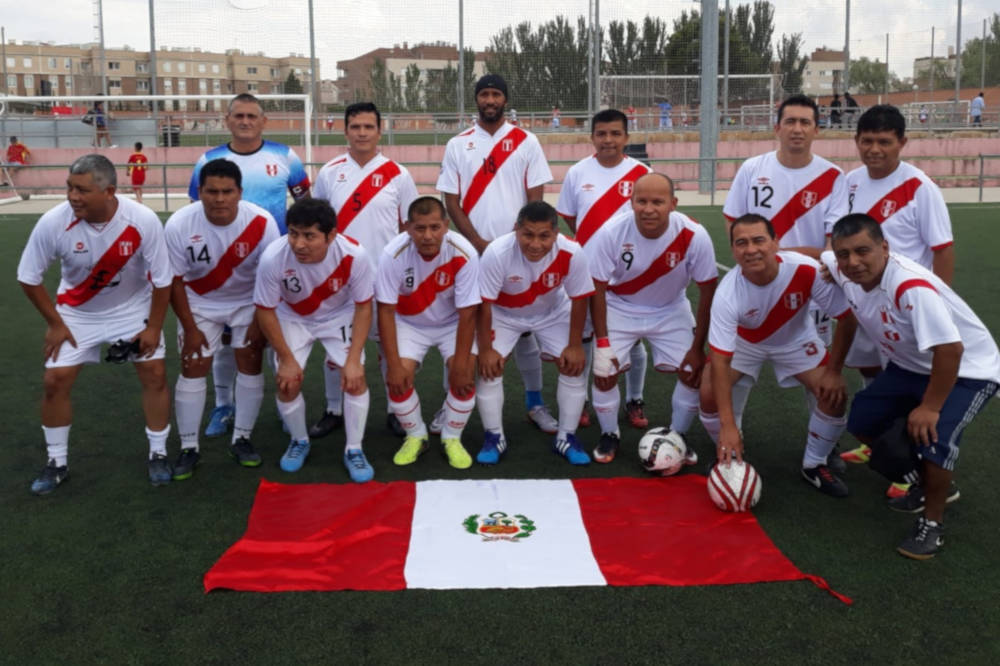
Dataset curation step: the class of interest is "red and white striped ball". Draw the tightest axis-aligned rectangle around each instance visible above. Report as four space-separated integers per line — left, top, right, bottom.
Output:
707 461 762 512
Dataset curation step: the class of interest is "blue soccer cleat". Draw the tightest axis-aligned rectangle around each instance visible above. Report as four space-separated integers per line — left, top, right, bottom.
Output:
344 449 374 483
554 433 590 465
204 405 235 438
476 431 508 465
280 439 311 473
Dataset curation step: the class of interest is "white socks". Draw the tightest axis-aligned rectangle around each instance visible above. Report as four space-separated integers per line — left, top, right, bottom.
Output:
556 373 587 440
42 425 70 466
592 382 620 436
175 375 207 450
390 388 427 438
803 408 847 469
514 334 543 393
323 359 343 415
343 390 370 451
669 381 701 435
233 372 264 442
212 345 236 407
276 394 309 442
625 343 647 402
146 425 170 458
441 389 475 440
476 375 505 436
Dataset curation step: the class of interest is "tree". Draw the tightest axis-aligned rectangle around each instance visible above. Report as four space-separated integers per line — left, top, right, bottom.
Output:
914 59 954 92
604 16 669 75
403 63 423 111
777 33 807 94
960 13 1000 88
849 57 900 94
283 71 303 111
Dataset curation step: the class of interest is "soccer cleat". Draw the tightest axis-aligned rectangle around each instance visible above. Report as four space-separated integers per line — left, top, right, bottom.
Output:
840 444 872 464
442 437 473 469
229 437 262 467
527 405 559 434
172 448 201 480
897 516 945 560
476 431 508 465
148 453 173 487
204 405 235 438
886 482 911 499
344 449 374 483
624 399 649 428
554 433 591 465
30 459 68 496
386 413 406 438
578 403 592 428
826 448 848 475
593 432 620 464
280 439 311 473
888 482 960 514
308 411 343 439
428 408 446 436
393 435 429 466
683 441 699 467
801 465 849 497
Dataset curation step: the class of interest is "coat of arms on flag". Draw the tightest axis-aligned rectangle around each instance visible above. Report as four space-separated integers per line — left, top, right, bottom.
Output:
784 292 803 310
800 190 818 208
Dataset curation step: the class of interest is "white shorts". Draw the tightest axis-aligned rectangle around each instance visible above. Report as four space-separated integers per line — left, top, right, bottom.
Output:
277 309 365 370
47 309 166 368
607 306 694 373
177 304 255 357
731 335 828 388
809 305 833 347
845 326 883 369
492 305 571 360
396 318 477 365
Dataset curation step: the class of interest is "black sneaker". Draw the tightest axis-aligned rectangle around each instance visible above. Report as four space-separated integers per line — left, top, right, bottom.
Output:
801 464 849 497
826 445 848 475
148 453 173 487
888 482 960 514
386 413 406 438
593 432 620 464
897 516 945 560
308 411 343 438
229 437 262 467
30 459 69 495
172 448 201 480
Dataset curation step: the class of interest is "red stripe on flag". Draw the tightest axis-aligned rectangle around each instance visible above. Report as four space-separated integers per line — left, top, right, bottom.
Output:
185 215 268 295
894 278 937 309
204 479 414 592
737 263 816 343
335 161 403 233
396 256 468 316
461 127 528 215
286 255 354 316
865 177 922 223
575 164 649 246
608 227 694 296
57 226 142 307
770 168 840 240
494 249 572 309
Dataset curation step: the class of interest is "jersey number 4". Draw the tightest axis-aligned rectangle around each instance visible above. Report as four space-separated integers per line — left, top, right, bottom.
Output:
751 185 774 208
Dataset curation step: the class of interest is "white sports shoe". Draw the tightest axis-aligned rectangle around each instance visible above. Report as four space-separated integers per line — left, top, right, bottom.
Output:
428 407 446 435
527 405 558 434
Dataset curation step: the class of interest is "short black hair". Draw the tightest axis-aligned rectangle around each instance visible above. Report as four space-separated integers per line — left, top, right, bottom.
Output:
134 141 143 151
345 102 381 128
199 158 242 189
407 196 447 222
9 136 17 143
287 198 337 235
777 94 819 125
729 213 775 244
856 104 906 139
832 213 884 243
591 109 628 134
516 201 558 229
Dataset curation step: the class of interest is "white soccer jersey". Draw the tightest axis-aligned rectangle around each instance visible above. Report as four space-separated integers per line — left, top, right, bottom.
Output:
846 161 953 270
165 200 280 313
313 152 419 265
480 232 594 321
723 151 848 249
17 196 172 318
709 252 850 357
556 155 651 246
436 122 553 241
376 230 481 329
585 211 718 316
254 233 374 324
822 251 1000 383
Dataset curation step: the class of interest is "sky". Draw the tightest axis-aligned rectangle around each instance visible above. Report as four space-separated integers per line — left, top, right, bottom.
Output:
0 0 994 81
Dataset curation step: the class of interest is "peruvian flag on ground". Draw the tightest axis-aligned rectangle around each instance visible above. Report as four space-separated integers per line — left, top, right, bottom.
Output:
204 476 850 604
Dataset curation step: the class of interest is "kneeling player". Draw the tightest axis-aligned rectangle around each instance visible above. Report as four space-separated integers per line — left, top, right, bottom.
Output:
17 154 173 493
254 198 375 482
476 201 593 464
700 214 855 496
164 158 280 479
376 197 480 468
827 214 999 558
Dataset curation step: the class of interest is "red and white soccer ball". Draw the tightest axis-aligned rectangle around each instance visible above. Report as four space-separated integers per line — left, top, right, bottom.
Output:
638 427 687 477
708 461 762 512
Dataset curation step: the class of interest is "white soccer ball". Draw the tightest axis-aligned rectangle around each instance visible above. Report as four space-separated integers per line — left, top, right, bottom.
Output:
638 427 687 476
707 461 762 512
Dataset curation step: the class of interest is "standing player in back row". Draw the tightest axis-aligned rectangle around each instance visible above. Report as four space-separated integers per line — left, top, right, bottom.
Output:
557 108 652 430
188 93 311 440
437 74 559 435
310 102 419 441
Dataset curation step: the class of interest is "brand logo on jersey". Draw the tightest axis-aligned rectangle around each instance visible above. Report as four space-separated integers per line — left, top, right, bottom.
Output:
665 251 681 268
189 234 203 243
328 277 344 292
879 200 898 218
371 174 384 187
235 242 250 258
266 164 279 177
744 308 760 318
502 138 514 152
800 191 818 208
466 141 476 151
581 183 595 192
756 177 770 185
507 275 523 284
622 243 635 251
284 269 297 277
73 241 87 254
783 292 803 310
848 184 858 193
118 241 135 257
434 269 453 287
618 181 634 197
541 272 562 288
337 172 347 182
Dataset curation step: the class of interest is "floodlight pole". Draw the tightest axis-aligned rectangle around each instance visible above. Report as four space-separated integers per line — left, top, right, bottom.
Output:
699 0 719 195
723 0 730 125
309 0 318 148
843 0 850 93
982 18 987 90
148 0 159 129
954 0 962 124
458 0 464 122
97 0 107 97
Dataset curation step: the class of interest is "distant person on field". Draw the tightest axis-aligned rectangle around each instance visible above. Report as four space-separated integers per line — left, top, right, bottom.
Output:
970 92 984 126
658 99 673 129
92 101 114 148
626 104 638 130
127 142 148 203
843 92 859 128
551 106 561 129
918 105 929 124
829 94 842 128
3 136 30 185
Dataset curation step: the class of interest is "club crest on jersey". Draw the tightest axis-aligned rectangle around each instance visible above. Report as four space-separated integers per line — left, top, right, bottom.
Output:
541 271 562 288
783 292 804 310
879 199 898 218
234 242 250 258
618 181 634 197
328 277 344 292
118 241 135 257
800 190 818 208
665 251 681 268
502 138 514 152
434 269 453 287
744 308 760 318
265 164 279 177
371 173 384 187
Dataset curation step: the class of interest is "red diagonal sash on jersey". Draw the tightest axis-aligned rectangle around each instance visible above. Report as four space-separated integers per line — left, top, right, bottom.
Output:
56 226 142 307
336 161 402 233
770 168 840 240
461 127 528 215
575 164 650 246
185 215 268 296
737 263 816 343
494 249 572 309
865 177 922 223
286 255 354 316
396 256 468 316
609 227 694 296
